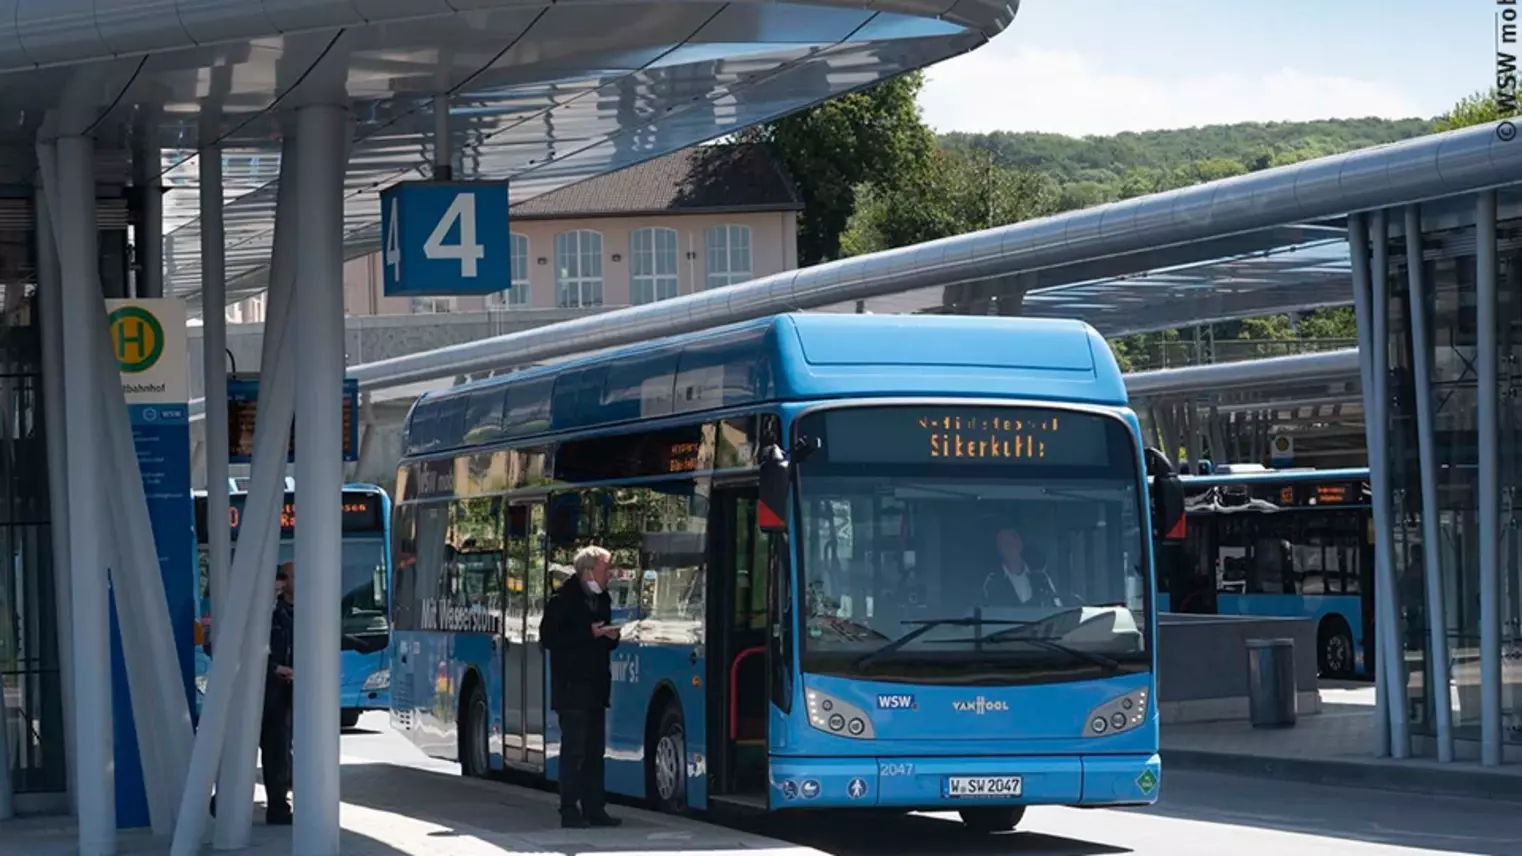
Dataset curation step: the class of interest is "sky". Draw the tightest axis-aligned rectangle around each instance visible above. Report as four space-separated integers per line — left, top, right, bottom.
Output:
918 0 1491 136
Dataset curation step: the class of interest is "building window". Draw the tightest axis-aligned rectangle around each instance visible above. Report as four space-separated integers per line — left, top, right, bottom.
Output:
225 293 264 324
705 224 752 289
630 227 679 304
410 296 456 314
555 230 604 308
488 233 531 309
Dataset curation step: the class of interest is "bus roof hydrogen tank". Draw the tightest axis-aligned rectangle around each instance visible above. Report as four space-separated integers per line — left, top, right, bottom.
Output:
389 314 1181 832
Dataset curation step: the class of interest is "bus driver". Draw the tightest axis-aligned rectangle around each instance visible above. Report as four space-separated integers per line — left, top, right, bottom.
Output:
981 528 1063 609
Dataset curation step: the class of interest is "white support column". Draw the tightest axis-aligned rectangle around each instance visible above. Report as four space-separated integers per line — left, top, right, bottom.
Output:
172 140 300 851
91 281 197 831
1349 211 1391 758
200 140 235 816
43 131 116 855
35 188 76 816
172 273 296 854
1370 208 1410 758
1476 189 1503 767
292 103 349 856
1405 204 1455 762
214 136 300 850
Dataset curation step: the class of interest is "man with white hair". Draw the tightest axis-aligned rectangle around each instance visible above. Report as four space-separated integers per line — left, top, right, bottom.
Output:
540 544 622 828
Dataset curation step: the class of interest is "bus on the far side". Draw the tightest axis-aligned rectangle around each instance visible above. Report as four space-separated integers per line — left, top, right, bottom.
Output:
1158 466 1373 678
192 483 394 726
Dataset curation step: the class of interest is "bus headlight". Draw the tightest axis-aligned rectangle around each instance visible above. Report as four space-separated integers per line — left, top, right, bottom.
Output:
364 669 390 691
1083 687 1148 738
804 688 875 739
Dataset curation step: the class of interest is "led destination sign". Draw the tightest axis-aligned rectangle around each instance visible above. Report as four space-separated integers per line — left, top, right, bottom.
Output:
194 492 384 541
807 407 1114 468
920 413 1059 461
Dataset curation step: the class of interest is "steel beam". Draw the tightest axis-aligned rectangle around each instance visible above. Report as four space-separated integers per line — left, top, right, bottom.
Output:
1349 211 1391 758
1476 189 1503 766
1405 204 1455 762
1370 209 1409 757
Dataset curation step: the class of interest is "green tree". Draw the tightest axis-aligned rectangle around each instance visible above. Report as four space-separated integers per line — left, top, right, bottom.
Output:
745 73 936 265
839 148 1060 256
1435 88 1522 131
1296 307 1358 339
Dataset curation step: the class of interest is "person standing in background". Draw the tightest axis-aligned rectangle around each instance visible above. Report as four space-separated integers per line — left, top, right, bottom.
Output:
540 545 622 829
261 561 296 825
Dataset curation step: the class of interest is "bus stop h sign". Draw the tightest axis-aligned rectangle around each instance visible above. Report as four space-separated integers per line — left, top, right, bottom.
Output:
380 180 512 297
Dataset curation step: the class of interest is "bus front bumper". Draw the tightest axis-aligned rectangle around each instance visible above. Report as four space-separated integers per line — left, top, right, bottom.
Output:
768 753 1161 809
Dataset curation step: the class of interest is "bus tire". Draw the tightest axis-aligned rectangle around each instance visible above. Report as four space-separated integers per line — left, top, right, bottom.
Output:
341 708 361 730
645 701 687 814
1318 618 1354 679
959 806 1025 832
460 679 490 778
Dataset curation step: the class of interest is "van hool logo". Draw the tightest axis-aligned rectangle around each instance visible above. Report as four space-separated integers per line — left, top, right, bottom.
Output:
952 695 1009 715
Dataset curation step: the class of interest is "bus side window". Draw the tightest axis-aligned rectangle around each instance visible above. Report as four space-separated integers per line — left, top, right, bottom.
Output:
392 504 417 630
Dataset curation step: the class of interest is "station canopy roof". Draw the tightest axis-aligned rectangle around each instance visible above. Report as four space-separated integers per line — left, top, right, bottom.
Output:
49 0 1014 309
821 223 1357 336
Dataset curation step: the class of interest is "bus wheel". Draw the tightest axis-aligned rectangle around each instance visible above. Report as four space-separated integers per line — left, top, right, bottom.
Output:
1319 621 1354 678
341 709 361 730
646 703 687 814
460 682 490 778
959 806 1025 833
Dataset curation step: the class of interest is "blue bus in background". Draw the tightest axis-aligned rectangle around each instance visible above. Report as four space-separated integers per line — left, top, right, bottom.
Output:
193 483 394 727
389 314 1184 831
1159 466 1373 678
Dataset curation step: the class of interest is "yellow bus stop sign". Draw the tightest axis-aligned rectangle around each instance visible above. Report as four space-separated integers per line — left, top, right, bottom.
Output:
108 306 166 373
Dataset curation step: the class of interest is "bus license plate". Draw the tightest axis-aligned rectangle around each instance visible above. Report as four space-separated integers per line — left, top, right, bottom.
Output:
945 776 1023 797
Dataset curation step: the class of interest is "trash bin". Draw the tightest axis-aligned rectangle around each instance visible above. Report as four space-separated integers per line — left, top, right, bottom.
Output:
1245 637 1297 728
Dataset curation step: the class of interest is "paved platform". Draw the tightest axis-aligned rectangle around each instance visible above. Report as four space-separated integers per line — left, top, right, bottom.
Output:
0 761 823 855
1162 683 1522 802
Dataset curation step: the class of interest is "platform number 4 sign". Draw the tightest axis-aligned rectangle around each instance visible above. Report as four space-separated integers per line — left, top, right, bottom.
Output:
380 181 511 297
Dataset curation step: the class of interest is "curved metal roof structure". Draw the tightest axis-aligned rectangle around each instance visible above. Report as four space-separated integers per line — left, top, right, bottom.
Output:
327 119 1518 391
5 1 1015 306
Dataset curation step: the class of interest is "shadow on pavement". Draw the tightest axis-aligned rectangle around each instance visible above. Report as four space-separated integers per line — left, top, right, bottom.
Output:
1135 770 1522 856
0 812 417 856
338 762 809 853
733 810 1131 856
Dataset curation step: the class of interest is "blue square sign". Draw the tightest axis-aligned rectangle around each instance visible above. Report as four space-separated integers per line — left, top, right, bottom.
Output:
380 180 512 297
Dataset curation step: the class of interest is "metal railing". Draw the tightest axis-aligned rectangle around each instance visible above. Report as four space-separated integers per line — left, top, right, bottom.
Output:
1119 338 1358 372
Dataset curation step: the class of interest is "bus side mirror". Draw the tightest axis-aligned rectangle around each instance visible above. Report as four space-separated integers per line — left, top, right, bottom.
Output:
1145 447 1186 541
758 444 790 533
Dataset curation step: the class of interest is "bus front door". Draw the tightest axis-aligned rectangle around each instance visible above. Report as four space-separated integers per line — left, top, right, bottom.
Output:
706 485 769 802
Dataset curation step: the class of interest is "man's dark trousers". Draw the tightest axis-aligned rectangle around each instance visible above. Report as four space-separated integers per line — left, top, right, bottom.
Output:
260 705 292 818
557 709 607 818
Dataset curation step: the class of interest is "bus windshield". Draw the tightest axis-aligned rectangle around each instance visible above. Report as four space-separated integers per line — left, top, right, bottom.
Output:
269 538 390 639
793 404 1151 685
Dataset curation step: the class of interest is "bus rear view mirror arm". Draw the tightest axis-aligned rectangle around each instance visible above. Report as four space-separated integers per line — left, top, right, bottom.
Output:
758 437 817 534
1144 447 1185 542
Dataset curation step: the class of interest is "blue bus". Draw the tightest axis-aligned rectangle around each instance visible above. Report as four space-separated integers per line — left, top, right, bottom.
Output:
1158 467 1373 678
389 314 1182 831
192 483 394 727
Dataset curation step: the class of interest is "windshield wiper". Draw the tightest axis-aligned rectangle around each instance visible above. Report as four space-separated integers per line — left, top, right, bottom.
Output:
851 612 1027 670
994 635 1121 670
